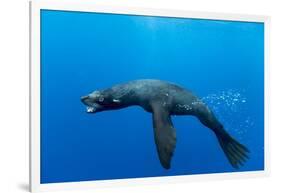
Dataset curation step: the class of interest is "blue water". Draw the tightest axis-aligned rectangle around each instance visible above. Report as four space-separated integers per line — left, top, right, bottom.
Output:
40 10 264 184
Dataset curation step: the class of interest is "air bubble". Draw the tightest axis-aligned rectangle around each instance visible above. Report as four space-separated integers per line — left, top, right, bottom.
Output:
201 89 250 140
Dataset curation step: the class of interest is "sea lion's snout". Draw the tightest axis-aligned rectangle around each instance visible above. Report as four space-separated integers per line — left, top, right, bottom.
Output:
81 95 89 101
81 91 104 113
80 95 91 106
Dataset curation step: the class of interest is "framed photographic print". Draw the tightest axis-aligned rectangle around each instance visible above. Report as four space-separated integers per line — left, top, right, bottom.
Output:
29 0 270 192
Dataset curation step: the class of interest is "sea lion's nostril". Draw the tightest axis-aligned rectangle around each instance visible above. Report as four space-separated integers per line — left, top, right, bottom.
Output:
81 95 89 101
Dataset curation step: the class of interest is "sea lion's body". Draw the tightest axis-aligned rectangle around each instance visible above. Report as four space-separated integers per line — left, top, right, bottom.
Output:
111 79 197 114
81 79 249 169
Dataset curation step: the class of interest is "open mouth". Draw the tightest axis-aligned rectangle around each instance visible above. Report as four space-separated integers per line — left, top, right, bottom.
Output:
85 103 102 113
81 95 103 113
86 106 95 113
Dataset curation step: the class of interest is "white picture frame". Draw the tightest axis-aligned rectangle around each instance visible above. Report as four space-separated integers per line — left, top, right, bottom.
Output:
29 0 270 192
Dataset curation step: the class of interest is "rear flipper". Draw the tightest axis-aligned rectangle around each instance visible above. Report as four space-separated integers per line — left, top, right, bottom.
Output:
192 101 249 168
215 131 250 169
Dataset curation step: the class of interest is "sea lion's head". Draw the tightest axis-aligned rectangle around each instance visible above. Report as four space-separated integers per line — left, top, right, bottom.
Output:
81 90 121 113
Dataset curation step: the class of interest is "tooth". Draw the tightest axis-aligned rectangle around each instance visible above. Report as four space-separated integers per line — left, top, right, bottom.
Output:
87 107 94 112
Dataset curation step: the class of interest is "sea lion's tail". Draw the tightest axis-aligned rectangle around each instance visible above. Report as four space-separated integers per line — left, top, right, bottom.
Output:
215 131 250 169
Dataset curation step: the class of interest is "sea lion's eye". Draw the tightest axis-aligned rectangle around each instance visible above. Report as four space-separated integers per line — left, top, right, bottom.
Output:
98 97 104 102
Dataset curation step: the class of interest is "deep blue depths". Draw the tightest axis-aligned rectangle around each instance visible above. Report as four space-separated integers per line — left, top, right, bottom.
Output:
40 10 264 183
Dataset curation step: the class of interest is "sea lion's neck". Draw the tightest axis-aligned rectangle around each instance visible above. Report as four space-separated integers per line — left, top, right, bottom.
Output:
107 83 139 107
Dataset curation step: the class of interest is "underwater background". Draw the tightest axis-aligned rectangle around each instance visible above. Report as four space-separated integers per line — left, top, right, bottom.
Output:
40 10 264 183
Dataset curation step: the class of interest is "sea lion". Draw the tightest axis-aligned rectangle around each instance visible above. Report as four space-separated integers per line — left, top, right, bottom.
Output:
81 79 249 169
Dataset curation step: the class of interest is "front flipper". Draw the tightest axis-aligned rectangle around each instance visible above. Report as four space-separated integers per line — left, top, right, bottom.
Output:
151 102 177 169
